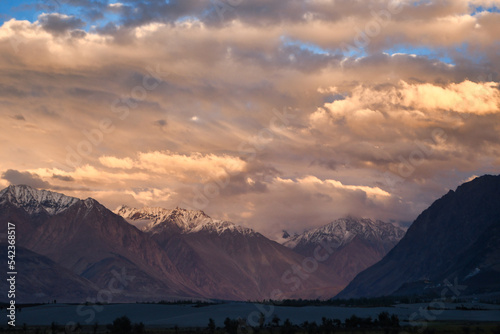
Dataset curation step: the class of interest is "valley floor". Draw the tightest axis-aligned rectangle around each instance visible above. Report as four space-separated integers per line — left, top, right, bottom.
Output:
2 322 500 334
1 302 499 329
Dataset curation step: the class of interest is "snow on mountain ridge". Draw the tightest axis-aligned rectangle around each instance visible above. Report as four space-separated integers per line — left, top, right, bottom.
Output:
115 205 256 236
0 184 80 215
115 205 211 230
283 217 405 249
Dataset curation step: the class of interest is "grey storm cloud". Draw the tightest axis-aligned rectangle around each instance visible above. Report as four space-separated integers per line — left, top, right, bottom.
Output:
91 0 386 28
0 170 86 192
27 0 374 30
38 13 85 35
154 119 168 127
52 174 75 182
310 159 339 171
1 169 51 189
11 114 25 121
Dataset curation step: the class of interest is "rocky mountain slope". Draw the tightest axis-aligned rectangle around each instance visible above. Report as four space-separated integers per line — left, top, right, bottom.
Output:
0 185 201 302
283 217 405 282
0 185 344 302
0 244 98 303
337 175 500 299
117 206 345 300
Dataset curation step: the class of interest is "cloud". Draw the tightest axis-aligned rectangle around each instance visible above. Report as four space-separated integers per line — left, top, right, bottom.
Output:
38 13 85 35
136 151 247 182
154 119 167 127
52 174 75 182
11 114 25 121
0 169 92 192
310 158 339 171
302 79 500 196
108 3 124 10
0 2 499 239
99 156 134 169
398 81 500 114
203 173 403 239
75 151 248 183
1 169 51 189
275 176 391 200
312 80 500 127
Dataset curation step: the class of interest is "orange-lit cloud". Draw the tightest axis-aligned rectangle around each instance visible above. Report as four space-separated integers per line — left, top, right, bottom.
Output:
136 151 247 182
1 0 500 238
312 80 500 127
99 156 134 169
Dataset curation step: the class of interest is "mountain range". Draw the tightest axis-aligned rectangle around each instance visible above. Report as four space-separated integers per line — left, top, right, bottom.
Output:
0 186 351 302
0 185 199 302
4 174 496 303
0 185 404 302
283 217 405 283
115 205 343 300
117 207 405 290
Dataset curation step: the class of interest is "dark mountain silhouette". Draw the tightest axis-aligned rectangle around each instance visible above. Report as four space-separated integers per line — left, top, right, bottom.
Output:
337 175 500 299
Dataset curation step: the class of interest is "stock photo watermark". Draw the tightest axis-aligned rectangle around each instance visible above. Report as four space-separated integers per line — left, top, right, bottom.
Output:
65 267 135 332
403 278 467 333
247 239 338 327
381 72 497 190
6 222 17 327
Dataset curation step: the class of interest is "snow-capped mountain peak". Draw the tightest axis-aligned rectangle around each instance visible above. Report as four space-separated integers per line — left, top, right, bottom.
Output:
115 205 256 236
283 216 405 249
0 184 80 215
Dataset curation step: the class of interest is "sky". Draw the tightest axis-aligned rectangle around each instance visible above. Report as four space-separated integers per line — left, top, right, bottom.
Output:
0 0 499 240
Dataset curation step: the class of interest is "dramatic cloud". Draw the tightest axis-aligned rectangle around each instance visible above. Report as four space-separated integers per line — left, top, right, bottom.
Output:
0 0 499 238
312 81 500 124
52 174 75 182
11 114 25 121
398 81 500 114
99 156 134 169
38 13 85 35
136 151 247 181
275 176 391 199
1 169 51 189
